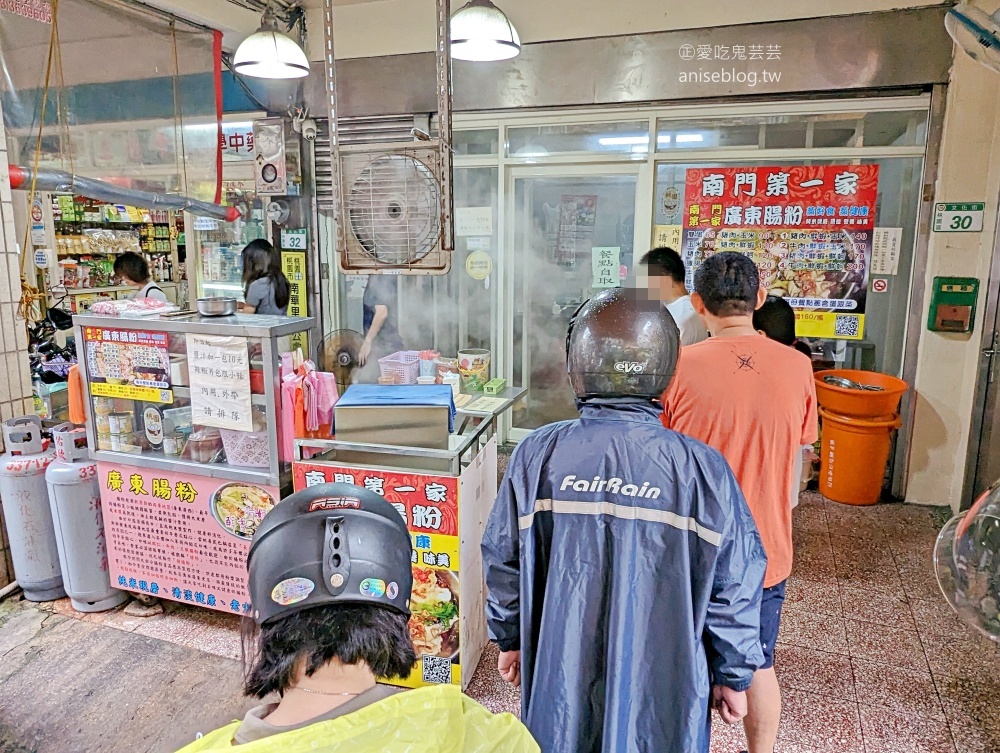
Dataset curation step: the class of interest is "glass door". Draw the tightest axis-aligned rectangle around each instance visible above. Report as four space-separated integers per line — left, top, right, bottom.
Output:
505 165 643 439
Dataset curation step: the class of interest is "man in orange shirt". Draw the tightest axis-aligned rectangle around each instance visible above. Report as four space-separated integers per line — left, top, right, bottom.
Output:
660 252 817 753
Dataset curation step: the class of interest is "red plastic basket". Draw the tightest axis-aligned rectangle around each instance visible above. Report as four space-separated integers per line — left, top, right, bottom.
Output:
378 351 421 385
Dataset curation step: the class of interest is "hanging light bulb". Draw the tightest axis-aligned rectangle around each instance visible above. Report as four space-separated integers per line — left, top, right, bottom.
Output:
233 4 310 80
450 0 521 62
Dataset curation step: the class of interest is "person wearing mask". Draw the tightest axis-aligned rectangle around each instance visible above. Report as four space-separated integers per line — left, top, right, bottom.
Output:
482 287 767 753
639 246 709 346
240 239 290 315
176 482 538 752
753 295 819 510
358 275 405 380
114 252 168 303
660 254 818 753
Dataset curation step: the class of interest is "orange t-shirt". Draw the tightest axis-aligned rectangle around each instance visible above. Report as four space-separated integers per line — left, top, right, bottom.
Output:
661 335 818 587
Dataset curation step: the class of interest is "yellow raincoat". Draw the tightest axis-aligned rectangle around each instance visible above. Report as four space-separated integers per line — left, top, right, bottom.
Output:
175 685 539 753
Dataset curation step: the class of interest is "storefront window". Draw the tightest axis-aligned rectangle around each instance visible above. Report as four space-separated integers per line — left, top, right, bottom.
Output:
454 129 500 156
510 171 638 429
652 155 923 377
507 121 650 157
655 109 927 152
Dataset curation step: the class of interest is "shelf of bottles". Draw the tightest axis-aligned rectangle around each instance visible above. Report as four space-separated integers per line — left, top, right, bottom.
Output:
51 194 177 290
192 202 266 301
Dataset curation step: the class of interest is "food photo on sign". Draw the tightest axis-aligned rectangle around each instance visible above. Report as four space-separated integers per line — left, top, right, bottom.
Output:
294 462 463 688
681 165 879 340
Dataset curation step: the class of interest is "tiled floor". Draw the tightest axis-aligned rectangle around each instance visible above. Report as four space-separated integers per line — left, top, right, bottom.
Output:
25 493 1000 753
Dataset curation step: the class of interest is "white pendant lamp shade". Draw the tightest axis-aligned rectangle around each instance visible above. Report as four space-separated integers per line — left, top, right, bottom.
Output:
451 0 521 62
233 10 310 79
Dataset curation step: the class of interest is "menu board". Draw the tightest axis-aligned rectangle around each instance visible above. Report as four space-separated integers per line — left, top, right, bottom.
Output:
186 334 253 432
83 327 172 404
681 165 879 340
293 462 462 688
100 461 279 615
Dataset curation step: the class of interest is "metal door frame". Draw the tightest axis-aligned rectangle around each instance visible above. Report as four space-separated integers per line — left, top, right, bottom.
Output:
503 162 650 443
962 186 1000 510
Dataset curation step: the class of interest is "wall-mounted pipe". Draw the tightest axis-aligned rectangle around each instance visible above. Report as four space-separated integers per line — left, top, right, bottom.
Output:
7 166 239 222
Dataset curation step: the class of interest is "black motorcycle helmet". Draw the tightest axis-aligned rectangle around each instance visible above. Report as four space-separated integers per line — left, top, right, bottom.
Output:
566 287 680 400
247 482 413 625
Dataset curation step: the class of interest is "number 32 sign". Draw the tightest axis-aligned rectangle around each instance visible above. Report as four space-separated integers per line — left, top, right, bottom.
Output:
934 203 984 233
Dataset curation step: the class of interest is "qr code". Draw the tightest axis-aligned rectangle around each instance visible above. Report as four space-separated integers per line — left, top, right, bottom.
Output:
834 315 860 338
421 655 453 685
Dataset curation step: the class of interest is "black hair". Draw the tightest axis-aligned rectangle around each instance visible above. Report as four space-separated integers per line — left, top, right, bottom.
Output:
640 246 686 284
693 252 760 318
241 604 416 698
793 341 813 360
753 295 797 346
114 252 149 284
241 239 291 310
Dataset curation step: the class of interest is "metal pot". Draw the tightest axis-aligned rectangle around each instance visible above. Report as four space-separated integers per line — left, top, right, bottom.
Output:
196 297 238 317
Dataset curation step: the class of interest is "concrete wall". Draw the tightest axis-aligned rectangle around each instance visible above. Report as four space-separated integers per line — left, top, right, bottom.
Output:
321 0 948 59
0 96 36 587
907 10 1000 508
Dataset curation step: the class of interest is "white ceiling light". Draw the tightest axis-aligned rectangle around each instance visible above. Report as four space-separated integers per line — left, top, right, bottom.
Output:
451 0 521 62
233 4 310 80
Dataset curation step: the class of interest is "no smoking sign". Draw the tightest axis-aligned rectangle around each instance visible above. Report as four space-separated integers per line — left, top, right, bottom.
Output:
872 279 889 294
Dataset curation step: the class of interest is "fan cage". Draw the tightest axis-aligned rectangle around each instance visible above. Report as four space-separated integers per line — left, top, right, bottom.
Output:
338 143 452 275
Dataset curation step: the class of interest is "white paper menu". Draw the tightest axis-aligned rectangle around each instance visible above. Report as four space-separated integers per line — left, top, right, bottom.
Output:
186 334 253 433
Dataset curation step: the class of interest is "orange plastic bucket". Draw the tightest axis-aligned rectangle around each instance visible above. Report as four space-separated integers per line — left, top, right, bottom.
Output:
819 407 902 506
815 369 908 418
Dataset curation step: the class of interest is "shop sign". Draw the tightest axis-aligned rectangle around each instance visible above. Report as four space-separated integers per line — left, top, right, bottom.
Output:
221 123 256 161
293 462 463 688
186 334 253 432
465 250 493 280
99 461 279 615
592 246 621 288
83 327 173 404
0 0 53 24
652 224 683 251
933 202 984 233
281 251 309 354
681 165 880 341
280 228 308 250
455 207 493 237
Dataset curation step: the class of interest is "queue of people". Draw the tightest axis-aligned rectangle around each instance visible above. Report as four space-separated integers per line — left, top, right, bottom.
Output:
484 248 817 753
176 248 815 753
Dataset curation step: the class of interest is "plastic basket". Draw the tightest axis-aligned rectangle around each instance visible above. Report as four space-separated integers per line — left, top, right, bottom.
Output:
378 351 421 385
220 429 271 468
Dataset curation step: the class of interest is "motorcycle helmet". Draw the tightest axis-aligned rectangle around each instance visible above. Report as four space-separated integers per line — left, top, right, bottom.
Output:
247 482 413 625
566 287 680 399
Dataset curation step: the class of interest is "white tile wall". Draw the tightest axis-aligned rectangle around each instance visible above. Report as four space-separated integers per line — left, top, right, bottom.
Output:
0 96 34 588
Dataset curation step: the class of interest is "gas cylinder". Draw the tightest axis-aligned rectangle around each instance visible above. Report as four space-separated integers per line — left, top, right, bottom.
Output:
0 416 63 601
46 424 128 612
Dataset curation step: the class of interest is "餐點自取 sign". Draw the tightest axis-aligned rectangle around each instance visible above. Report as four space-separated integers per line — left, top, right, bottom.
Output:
83 327 172 404
99 461 279 615
186 334 253 432
681 165 879 340
293 462 462 688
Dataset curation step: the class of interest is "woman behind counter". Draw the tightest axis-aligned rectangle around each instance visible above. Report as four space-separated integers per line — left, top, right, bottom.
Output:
240 240 290 315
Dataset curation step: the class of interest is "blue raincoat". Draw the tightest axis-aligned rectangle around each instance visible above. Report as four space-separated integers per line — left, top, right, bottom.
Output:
482 399 767 753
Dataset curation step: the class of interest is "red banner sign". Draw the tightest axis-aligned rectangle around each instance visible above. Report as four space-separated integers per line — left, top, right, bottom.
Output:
684 165 879 230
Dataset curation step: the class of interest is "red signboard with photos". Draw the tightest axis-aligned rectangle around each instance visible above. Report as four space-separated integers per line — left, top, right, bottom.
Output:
680 165 880 340
293 462 462 688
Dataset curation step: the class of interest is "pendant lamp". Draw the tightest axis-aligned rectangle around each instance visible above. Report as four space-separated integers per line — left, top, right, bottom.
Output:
451 0 521 62
233 4 310 80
